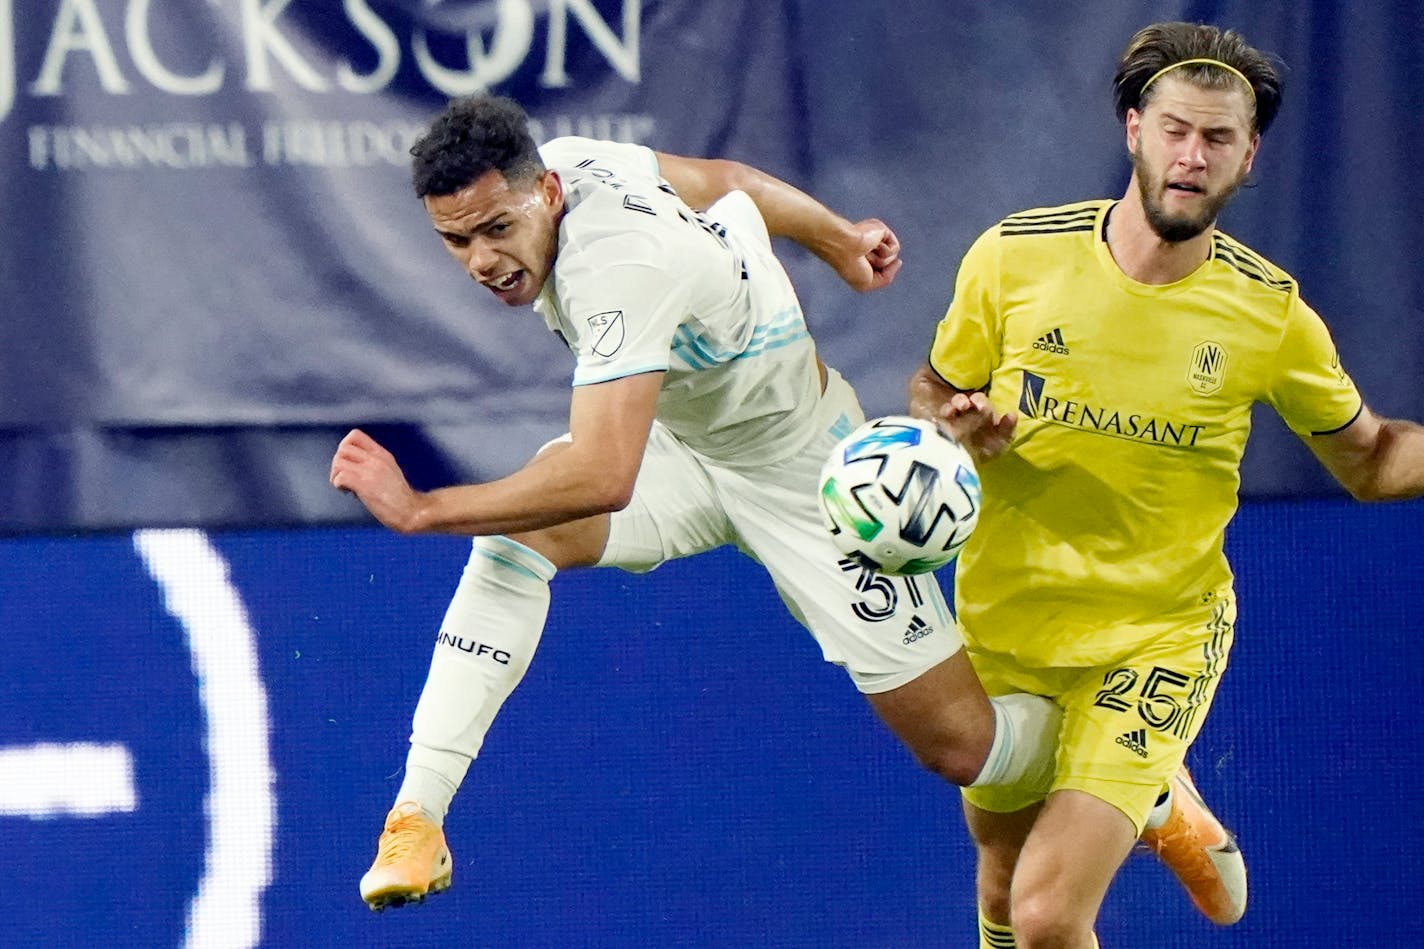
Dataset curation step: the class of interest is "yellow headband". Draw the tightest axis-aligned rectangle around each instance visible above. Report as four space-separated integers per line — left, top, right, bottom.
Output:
1140 57 1256 106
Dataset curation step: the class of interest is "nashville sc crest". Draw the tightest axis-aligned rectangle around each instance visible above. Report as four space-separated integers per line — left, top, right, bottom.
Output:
1188 340 1227 395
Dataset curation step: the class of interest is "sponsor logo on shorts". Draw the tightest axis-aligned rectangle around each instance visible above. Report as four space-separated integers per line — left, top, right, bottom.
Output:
902 614 934 645
1116 728 1149 758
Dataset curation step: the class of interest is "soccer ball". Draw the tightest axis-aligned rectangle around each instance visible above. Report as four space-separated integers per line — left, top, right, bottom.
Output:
818 415 981 575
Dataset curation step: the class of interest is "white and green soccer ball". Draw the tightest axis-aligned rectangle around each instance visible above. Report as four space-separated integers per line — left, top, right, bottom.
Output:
818 415 981 575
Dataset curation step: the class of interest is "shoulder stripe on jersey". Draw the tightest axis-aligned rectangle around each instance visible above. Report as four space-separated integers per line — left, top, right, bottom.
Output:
1002 202 1102 220
1221 237 1283 280
1003 208 1097 227
1001 222 1097 237
1213 234 1294 291
1215 249 1294 292
1213 238 1294 292
998 204 1102 237
1001 205 1099 235
1005 206 1097 217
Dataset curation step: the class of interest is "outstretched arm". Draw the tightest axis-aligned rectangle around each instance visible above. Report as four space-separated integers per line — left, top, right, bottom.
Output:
330 371 665 535
1307 405 1424 501
654 152 901 292
908 363 1017 464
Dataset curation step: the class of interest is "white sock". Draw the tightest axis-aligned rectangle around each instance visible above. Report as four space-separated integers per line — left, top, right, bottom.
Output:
969 693 1061 791
1143 785 1173 831
395 536 557 824
396 759 460 826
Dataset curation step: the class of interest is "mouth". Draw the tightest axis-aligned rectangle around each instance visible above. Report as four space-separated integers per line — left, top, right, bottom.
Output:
483 271 524 295
1166 181 1205 196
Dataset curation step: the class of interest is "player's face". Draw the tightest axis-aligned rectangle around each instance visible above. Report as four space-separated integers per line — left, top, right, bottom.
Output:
424 168 564 307
1127 77 1259 243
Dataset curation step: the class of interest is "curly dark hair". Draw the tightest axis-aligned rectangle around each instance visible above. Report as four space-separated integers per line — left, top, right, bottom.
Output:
410 94 545 198
1113 22 1284 135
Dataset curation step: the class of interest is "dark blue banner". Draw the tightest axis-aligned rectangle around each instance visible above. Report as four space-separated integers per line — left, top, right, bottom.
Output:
2 1 1421 529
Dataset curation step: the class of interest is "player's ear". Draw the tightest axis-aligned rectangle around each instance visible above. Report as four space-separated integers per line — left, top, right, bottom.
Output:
1125 108 1143 153
540 170 564 213
1242 133 1261 175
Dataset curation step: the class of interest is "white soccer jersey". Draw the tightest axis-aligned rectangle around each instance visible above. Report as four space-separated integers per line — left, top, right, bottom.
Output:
534 137 820 467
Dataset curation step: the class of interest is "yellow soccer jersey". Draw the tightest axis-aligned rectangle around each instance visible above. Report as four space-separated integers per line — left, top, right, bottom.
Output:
929 200 1361 666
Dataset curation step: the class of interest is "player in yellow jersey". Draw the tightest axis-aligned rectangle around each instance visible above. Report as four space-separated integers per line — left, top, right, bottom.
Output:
909 21 1424 948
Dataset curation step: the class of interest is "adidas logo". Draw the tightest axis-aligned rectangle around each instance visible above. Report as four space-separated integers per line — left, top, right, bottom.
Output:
1033 328 1070 355
1116 728 1149 758
902 615 934 645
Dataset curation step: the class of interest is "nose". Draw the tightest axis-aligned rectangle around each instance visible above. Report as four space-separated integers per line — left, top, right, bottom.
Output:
1178 133 1207 169
465 240 498 279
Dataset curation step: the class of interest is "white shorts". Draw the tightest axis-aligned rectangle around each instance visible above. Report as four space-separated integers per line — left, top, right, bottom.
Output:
597 368 962 693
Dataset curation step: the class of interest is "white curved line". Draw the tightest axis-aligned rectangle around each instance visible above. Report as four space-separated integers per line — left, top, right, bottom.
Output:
134 530 274 949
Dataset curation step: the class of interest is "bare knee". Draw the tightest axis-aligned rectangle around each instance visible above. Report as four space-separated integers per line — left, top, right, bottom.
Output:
1006 829 1115 945
865 655 995 787
965 803 1036 926
1010 887 1085 949
974 843 1016 923
909 742 986 787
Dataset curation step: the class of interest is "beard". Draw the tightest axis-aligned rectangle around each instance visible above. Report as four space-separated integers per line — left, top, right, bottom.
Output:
1131 144 1247 243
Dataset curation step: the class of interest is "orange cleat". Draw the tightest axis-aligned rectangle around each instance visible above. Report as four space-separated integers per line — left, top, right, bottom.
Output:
359 801 453 911
1141 767 1247 925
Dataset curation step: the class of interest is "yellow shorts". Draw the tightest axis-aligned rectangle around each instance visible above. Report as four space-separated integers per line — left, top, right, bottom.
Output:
962 591 1236 833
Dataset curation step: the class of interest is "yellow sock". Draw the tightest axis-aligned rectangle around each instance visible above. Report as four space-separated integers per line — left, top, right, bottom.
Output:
978 907 1015 948
976 906 1100 948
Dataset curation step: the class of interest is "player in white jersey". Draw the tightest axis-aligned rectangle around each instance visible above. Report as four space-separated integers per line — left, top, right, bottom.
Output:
533 136 822 467
329 94 1064 912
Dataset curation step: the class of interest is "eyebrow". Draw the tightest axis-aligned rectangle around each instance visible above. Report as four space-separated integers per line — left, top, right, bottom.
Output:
435 212 507 238
1159 110 1242 136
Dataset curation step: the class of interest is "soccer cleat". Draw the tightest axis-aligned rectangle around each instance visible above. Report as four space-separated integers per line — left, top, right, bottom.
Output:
1140 767 1247 925
359 801 453 911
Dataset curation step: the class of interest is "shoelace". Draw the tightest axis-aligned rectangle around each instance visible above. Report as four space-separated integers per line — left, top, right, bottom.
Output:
376 818 427 864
